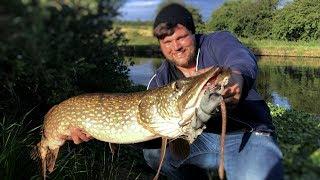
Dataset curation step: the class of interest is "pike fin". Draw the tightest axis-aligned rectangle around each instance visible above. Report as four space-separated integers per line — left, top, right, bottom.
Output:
108 143 119 161
47 148 59 172
137 94 158 134
36 138 60 179
153 137 168 180
138 96 181 137
169 138 190 160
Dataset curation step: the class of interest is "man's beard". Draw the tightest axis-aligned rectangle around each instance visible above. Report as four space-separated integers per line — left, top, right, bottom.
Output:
167 48 196 68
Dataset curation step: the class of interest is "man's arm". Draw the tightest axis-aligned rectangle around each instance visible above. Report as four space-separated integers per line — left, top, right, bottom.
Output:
208 31 257 104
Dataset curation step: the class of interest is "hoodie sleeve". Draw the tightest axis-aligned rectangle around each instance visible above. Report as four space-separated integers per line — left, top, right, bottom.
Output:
207 31 258 98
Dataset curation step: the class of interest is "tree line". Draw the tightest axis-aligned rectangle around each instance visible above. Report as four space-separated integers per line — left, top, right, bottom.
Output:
206 0 320 41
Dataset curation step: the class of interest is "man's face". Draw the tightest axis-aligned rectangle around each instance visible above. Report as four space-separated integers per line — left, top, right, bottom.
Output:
159 24 196 68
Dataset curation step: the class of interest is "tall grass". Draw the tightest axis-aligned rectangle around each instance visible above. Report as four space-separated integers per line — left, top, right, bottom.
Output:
0 108 41 179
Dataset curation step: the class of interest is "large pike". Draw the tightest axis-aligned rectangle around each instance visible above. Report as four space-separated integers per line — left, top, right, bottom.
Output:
35 67 231 179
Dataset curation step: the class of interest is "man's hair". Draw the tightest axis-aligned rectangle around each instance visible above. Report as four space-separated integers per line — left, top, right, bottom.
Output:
153 3 195 39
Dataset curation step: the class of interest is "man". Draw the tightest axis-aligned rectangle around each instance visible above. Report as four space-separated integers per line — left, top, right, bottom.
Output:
142 3 283 180
69 3 283 179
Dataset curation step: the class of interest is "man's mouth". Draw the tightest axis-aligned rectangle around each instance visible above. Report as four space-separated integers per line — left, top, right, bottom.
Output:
174 49 186 58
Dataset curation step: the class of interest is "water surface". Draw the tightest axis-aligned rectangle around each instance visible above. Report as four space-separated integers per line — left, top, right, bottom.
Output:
128 56 320 114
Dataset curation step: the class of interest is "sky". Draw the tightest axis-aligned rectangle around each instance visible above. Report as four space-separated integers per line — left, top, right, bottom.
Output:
118 0 225 22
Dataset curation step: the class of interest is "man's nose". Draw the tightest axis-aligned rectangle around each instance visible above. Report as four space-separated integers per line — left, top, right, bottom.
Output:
172 40 182 51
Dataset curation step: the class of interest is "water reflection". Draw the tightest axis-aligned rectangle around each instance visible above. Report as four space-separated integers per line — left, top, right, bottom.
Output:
257 56 320 114
128 56 320 114
128 57 162 86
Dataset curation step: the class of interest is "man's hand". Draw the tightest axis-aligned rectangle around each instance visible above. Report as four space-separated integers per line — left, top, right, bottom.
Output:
191 69 244 130
191 88 222 129
68 127 93 144
222 71 243 106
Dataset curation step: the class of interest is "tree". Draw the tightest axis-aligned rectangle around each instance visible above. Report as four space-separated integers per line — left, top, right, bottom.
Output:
207 0 279 39
272 0 320 41
0 0 131 112
186 5 206 33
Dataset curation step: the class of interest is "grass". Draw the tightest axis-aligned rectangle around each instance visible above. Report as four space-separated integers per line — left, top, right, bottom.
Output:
242 38 320 57
0 108 41 179
258 56 320 68
269 104 320 179
116 23 320 57
115 23 157 45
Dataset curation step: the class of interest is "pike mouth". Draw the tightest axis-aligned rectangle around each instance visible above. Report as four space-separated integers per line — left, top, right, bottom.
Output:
202 75 220 91
177 69 223 127
179 68 223 110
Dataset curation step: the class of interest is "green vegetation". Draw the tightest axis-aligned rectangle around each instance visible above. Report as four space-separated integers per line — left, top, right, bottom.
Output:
0 0 145 178
207 0 278 39
207 0 320 41
269 104 320 179
272 0 320 41
0 0 319 179
241 39 320 57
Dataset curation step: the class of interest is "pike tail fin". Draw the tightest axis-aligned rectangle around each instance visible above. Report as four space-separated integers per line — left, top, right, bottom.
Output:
34 138 60 179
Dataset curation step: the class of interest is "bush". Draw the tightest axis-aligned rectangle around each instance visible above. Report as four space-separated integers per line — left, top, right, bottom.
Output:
207 0 277 39
272 0 320 41
269 103 320 179
0 0 132 115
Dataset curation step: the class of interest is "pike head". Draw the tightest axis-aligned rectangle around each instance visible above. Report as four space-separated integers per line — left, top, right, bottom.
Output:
138 67 231 140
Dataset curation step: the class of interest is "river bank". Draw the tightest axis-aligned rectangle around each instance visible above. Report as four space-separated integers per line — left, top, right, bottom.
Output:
121 44 320 58
118 24 320 58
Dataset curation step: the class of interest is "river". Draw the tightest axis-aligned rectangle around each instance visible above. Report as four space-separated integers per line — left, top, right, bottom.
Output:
128 56 320 115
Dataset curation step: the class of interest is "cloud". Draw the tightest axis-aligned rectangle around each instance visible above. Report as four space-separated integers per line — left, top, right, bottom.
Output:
123 0 161 8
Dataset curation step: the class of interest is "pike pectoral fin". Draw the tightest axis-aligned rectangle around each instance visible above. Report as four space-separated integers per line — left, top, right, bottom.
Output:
169 138 190 160
137 94 158 134
153 137 168 180
108 143 119 161
138 95 181 138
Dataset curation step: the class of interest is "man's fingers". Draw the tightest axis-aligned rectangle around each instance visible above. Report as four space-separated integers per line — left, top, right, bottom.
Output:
78 130 91 142
222 87 235 99
70 127 92 144
222 85 241 99
86 134 93 139
71 131 81 144
223 97 238 109
223 97 236 104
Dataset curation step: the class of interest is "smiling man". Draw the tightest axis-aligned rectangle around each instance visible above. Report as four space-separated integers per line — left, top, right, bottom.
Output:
143 3 283 180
